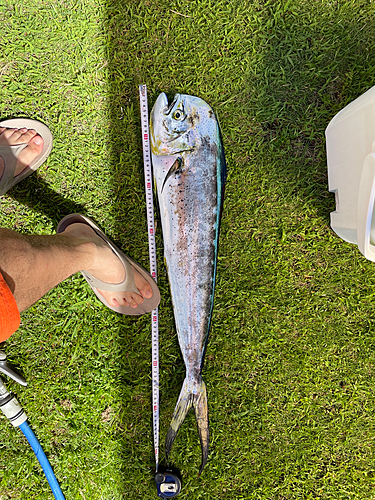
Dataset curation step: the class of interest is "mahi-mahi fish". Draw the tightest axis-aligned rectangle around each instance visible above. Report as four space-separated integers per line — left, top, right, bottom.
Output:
150 92 226 474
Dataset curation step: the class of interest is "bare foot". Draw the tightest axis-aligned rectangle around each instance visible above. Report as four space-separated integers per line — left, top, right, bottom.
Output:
62 223 153 309
0 127 44 179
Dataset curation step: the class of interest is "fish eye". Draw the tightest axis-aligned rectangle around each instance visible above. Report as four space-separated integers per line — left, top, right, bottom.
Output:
172 109 185 121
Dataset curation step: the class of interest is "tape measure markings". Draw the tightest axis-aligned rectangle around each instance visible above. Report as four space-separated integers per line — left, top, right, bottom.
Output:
139 84 159 471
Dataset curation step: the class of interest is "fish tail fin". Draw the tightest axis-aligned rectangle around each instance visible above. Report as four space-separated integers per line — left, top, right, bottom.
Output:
165 376 209 475
195 378 209 476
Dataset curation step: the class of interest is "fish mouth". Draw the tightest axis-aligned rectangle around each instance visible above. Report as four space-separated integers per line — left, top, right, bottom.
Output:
152 92 168 117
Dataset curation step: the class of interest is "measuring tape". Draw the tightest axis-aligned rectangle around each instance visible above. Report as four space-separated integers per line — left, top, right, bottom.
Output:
139 84 159 470
139 85 182 499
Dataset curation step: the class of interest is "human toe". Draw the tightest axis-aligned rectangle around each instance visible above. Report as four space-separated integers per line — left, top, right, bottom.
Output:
139 284 153 299
129 291 145 307
133 267 153 299
14 134 44 176
14 128 38 144
97 290 134 309
0 127 37 144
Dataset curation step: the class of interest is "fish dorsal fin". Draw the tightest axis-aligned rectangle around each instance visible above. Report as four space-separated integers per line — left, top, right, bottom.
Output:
162 156 184 192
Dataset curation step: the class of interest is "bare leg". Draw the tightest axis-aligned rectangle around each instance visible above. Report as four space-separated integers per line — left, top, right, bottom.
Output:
0 126 153 312
0 226 153 313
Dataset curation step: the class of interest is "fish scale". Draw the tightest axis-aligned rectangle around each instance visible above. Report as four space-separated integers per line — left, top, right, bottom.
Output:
150 92 226 474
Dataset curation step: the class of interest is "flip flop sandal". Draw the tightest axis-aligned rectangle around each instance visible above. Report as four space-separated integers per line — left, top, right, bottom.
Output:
0 118 53 195
56 213 161 316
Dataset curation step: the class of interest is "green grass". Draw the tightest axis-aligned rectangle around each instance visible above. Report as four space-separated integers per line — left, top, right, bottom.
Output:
1 0 375 498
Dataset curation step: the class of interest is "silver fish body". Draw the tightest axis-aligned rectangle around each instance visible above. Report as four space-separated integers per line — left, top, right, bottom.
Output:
150 92 226 474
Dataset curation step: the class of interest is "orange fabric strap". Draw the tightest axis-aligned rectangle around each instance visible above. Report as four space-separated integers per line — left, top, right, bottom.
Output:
0 272 20 342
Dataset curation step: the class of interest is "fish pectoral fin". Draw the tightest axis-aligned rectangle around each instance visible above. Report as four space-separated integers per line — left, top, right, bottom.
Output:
161 156 184 192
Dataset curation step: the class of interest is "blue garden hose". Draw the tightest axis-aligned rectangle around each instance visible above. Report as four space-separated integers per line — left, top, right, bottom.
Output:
0 356 65 500
19 421 65 500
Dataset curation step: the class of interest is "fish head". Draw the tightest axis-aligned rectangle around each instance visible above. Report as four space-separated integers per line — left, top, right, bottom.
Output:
150 93 218 156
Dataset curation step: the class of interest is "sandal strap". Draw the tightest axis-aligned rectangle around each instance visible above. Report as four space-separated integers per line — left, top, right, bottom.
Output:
81 245 139 294
56 213 141 295
0 143 28 193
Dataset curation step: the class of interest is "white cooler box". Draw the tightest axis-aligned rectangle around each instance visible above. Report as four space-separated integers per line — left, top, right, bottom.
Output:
326 84 375 261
